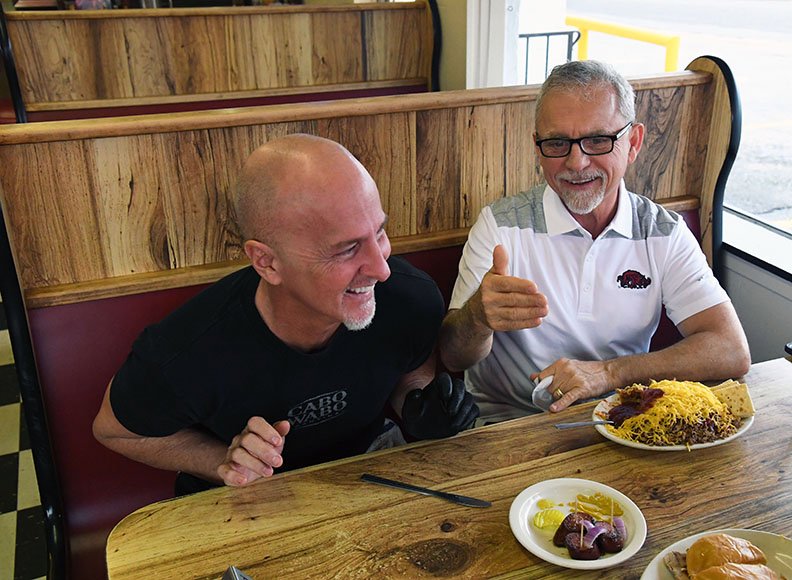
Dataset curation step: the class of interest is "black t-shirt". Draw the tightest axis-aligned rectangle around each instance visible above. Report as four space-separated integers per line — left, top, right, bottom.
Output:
110 257 444 494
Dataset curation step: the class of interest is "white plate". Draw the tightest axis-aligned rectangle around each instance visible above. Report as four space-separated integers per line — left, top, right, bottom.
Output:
509 477 647 570
640 528 792 579
592 393 754 451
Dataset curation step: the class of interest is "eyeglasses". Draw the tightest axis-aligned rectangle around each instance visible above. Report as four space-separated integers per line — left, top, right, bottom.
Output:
535 122 634 158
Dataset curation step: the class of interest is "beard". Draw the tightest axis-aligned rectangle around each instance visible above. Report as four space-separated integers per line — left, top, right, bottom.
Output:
342 295 376 331
554 170 607 215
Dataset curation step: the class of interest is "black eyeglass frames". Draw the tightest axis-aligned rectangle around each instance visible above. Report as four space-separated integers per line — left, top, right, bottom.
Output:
535 121 634 158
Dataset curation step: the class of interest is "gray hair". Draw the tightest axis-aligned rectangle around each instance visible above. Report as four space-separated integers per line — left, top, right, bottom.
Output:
535 60 636 126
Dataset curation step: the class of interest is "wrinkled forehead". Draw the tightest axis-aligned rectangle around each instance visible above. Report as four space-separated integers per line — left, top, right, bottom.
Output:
275 163 385 240
535 85 622 135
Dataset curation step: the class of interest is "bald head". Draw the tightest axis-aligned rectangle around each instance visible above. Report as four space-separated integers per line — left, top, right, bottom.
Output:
234 134 375 244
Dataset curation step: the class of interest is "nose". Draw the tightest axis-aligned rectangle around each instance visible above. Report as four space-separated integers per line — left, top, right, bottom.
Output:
564 142 591 171
363 233 391 282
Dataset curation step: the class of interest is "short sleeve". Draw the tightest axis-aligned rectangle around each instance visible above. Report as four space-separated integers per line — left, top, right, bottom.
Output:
110 328 205 437
397 260 445 373
662 216 729 325
449 207 502 310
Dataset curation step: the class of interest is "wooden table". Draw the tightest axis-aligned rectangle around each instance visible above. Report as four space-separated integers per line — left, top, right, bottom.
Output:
106 357 792 579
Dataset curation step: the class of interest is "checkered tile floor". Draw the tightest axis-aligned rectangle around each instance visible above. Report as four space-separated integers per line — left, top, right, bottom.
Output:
0 299 47 580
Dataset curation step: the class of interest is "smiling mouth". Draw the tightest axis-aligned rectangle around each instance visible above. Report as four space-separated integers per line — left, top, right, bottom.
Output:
345 285 375 296
565 176 599 186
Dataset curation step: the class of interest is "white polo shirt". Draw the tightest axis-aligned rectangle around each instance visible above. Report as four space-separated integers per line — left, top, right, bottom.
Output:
449 183 729 423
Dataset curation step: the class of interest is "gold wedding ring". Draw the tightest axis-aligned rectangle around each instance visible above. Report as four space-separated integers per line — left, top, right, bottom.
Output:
554 388 564 399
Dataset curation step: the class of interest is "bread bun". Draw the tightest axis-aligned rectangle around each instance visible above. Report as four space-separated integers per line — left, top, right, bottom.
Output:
691 562 782 579
686 534 767 574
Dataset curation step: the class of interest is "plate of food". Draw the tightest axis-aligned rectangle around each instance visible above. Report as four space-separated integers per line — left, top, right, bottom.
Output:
640 528 792 579
593 379 755 451
509 477 647 570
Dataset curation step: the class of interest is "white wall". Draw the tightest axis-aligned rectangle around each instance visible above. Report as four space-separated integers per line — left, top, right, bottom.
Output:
722 250 792 363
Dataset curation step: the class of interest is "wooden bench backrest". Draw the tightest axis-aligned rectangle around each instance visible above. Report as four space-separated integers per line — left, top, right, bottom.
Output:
0 56 735 310
0 55 739 578
3 2 433 118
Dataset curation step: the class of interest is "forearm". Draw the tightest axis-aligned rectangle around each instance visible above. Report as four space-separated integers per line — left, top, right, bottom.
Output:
95 425 229 484
439 303 494 372
606 317 751 388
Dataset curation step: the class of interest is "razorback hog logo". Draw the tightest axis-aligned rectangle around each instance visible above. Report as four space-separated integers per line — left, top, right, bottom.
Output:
617 270 652 289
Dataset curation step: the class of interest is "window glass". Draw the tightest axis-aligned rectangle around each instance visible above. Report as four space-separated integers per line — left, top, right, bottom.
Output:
520 0 792 236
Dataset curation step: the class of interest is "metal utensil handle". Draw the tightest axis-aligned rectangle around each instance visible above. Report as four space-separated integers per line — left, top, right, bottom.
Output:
361 473 491 508
361 473 438 497
554 420 614 429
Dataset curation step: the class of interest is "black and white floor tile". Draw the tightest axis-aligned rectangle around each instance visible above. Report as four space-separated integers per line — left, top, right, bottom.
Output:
0 297 47 580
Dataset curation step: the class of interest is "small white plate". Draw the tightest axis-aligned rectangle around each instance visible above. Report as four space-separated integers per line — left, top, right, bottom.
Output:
592 393 754 451
640 528 792 579
509 477 647 570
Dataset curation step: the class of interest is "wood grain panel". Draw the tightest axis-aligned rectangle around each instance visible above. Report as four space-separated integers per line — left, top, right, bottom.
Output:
504 101 540 196
90 19 136 99
0 75 712 145
318 113 416 238
0 141 111 287
9 20 95 103
460 104 507 224
309 11 362 85
89 135 170 276
0 64 733 307
364 7 431 82
5 3 431 109
416 108 462 234
627 85 686 201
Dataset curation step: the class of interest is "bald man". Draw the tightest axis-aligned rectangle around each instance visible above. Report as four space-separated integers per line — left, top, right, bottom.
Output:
94 135 478 495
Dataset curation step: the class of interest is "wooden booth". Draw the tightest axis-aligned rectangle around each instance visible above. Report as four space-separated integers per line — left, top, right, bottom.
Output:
0 56 740 578
0 1 436 121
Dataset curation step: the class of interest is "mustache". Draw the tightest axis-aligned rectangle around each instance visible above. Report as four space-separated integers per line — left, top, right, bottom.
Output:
556 170 605 182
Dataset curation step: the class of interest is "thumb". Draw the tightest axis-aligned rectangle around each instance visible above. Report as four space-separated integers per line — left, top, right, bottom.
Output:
491 244 509 276
275 420 291 437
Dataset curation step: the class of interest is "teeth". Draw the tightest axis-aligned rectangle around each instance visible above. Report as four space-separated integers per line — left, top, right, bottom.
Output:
347 285 375 294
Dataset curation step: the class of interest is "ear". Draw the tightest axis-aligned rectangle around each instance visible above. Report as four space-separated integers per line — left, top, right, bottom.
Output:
626 122 645 164
244 239 282 285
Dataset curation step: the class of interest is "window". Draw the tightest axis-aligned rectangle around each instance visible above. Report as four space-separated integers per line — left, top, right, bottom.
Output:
518 1 792 254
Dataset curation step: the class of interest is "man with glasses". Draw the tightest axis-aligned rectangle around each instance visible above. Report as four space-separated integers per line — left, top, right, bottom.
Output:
438 60 750 423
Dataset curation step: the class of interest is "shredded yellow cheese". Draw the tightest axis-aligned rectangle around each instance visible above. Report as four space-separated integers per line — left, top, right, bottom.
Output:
606 380 739 446
568 492 624 520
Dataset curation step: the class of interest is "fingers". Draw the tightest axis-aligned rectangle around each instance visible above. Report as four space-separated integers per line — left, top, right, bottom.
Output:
435 373 454 402
438 373 467 417
451 394 479 430
274 419 291 438
491 244 509 276
549 389 580 413
478 290 549 331
247 416 287 447
476 248 549 331
218 462 262 487
218 417 289 486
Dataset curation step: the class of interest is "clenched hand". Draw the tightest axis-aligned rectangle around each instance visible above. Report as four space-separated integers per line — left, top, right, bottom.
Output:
402 373 479 439
218 417 291 486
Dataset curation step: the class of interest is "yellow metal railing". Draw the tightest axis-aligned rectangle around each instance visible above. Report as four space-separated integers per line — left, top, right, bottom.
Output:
565 15 680 72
